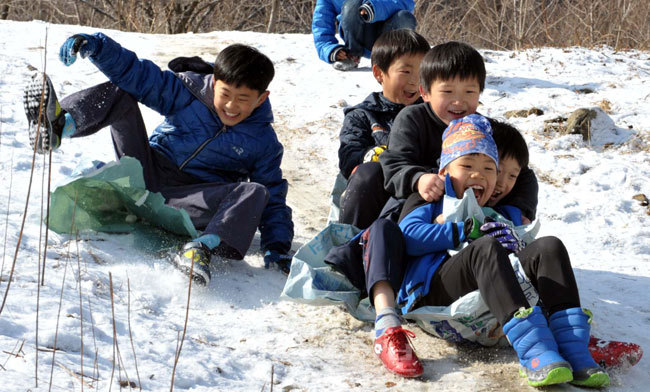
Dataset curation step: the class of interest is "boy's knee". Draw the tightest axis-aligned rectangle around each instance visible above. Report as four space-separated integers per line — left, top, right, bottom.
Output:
245 182 270 203
388 10 417 29
473 235 505 254
341 0 364 20
534 236 567 256
348 162 383 188
369 218 402 241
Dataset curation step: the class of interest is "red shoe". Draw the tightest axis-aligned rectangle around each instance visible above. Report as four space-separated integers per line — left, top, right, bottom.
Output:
374 326 424 377
589 336 643 368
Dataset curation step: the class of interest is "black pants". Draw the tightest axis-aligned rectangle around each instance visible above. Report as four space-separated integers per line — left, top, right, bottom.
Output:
421 236 580 326
324 219 406 304
339 162 390 229
60 82 269 259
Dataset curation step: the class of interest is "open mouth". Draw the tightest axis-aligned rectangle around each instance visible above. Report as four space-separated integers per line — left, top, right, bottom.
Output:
404 90 417 99
223 110 239 119
448 109 466 119
470 185 484 200
489 190 502 204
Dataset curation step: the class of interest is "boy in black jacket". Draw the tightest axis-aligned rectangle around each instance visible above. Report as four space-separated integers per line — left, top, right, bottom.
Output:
336 29 429 224
380 41 538 223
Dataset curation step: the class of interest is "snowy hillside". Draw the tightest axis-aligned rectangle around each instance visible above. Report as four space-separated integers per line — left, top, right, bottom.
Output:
0 20 649 391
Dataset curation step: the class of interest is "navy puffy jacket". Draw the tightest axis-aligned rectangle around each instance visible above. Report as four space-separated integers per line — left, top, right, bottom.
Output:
86 33 293 253
338 92 420 178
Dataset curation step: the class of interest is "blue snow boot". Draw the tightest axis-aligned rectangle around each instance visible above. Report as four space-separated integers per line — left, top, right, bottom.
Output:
549 308 610 388
503 306 573 387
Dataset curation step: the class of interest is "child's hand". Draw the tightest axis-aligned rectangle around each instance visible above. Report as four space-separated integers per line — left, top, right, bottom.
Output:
417 173 445 202
480 221 524 253
435 214 445 224
335 49 349 61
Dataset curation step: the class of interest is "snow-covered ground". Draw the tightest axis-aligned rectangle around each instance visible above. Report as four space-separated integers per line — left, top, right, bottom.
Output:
0 20 649 391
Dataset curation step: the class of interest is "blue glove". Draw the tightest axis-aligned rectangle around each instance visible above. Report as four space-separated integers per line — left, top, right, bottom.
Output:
480 221 524 253
264 250 292 274
59 34 99 66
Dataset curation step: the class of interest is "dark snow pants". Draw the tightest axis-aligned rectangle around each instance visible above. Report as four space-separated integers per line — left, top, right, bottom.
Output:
339 162 390 230
420 236 581 326
339 0 417 58
60 82 269 259
325 218 406 305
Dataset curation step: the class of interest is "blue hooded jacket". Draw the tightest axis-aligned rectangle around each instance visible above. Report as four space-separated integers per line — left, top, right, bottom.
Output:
396 176 470 313
312 0 415 63
86 33 293 253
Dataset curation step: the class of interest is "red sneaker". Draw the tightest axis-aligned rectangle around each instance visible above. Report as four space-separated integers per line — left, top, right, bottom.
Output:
373 326 424 377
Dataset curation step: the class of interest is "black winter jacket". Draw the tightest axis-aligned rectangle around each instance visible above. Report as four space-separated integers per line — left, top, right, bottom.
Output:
338 92 421 179
379 102 539 219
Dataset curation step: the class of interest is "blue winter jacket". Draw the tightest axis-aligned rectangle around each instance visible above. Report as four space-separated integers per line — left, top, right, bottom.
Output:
86 33 293 253
396 177 525 313
312 0 415 63
396 177 469 313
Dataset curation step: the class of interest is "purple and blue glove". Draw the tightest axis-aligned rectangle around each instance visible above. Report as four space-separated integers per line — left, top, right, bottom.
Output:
480 220 525 253
264 250 292 274
59 34 100 66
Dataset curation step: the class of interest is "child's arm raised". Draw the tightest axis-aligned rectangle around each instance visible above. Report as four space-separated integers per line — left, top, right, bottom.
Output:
60 33 192 116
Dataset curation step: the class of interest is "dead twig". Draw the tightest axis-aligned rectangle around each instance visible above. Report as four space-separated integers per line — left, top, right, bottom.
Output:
0 30 50 318
169 254 195 391
48 252 70 392
127 277 142 390
75 232 85 392
56 361 95 389
0 150 14 284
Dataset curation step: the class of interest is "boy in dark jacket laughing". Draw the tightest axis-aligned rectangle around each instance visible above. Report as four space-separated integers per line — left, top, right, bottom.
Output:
24 33 293 285
336 29 429 225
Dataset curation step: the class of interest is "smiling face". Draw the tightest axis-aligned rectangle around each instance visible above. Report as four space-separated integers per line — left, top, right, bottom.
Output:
440 153 497 206
212 79 269 126
487 155 521 206
421 76 481 125
374 53 425 106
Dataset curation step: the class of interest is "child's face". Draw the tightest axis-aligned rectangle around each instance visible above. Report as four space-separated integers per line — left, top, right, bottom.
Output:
440 153 497 206
373 53 425 106
212 79 269 126
420 76 481 125
487 155 521 207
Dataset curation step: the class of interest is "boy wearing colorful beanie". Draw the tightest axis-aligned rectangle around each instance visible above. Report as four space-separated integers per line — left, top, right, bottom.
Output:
390 114 609 387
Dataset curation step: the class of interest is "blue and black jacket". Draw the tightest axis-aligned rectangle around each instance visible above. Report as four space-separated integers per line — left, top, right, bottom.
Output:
312 0 415 63
339 92 421 178
85 33 293 253
396 177 525 313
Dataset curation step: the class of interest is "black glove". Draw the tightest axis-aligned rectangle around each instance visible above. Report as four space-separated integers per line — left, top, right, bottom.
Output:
264 250 292 274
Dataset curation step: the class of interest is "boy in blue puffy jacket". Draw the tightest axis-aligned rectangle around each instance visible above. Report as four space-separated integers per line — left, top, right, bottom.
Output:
312 0 416 71
23 33 294 285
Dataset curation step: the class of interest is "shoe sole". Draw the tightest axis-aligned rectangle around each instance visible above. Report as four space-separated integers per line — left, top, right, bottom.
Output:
520 366 573 387
570 372 610 388
172 254 211 286
23 73 58 153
